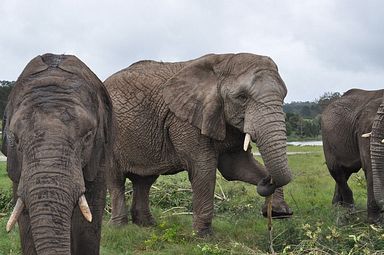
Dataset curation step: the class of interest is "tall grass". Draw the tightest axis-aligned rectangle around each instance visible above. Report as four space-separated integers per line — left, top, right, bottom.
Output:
0 146 384 254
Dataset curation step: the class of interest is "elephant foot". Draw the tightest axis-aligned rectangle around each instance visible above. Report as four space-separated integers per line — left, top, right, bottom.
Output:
368 214 382 225
261 199 293 218
108 214 129 226
131 210 156 226
367 208 382 224
195 227 213 237
332 201 355 210
193 221 213 237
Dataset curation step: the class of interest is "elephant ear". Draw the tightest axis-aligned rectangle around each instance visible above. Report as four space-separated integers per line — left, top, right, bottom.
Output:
163 55 226 140
83 83 113 182
2 110 22 183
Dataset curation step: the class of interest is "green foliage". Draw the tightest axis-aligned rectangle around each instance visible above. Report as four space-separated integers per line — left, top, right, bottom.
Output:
0 163 12 214
1 146 384 254
283 101 321 119
0 80 14 119
284 92 341 140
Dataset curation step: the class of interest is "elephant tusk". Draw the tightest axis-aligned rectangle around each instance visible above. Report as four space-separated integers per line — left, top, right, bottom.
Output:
243 133 251 151
6 198 24 232
381 139 384 144
79 195 92 222
361 132 372 138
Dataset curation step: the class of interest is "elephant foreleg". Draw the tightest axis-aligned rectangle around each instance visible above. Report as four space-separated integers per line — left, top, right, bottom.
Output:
108 171 128 226
218 149 292 217
14 184 37 255
329 167 354 207
365 169 382 223
128 173 158 226
71 176 106 255
188 161 217 236
361 152 382 223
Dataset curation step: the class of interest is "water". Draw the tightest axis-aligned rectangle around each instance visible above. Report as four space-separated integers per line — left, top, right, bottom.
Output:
287 141 322 146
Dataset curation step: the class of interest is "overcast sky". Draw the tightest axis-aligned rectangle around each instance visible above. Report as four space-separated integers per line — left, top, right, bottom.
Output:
1 0 383 102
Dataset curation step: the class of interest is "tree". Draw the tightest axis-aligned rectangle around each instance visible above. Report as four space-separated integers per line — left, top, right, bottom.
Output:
317 92 342 112
0 80 15 118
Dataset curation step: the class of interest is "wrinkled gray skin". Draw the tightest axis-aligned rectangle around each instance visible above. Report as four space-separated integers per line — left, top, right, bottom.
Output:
322 89 384 223
371 94 384 216
105 53 292 235
2 54 113 254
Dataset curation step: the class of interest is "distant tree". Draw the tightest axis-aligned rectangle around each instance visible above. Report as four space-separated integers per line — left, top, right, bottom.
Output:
317 92 342 112
283 101 321 118
0 80 15 119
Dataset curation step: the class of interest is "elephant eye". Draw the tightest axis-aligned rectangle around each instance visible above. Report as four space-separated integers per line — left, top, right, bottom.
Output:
7 131 19 147
235 92 248 102
82 130 94 144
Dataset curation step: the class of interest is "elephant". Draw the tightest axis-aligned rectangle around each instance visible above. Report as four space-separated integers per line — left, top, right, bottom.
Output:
2 53 113 254
371 93 384 220
321 88 384 223
104 53 293 236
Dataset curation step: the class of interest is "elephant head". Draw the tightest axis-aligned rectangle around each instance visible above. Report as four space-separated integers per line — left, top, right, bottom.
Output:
163 53 292 195
371 96 384 209
2 54 112 254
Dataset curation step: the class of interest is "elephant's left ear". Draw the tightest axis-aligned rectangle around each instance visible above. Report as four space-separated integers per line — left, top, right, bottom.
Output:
83 83 114 182
163 55 226 140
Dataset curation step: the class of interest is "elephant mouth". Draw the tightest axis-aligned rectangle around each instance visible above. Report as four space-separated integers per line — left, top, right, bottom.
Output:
6 194 92 232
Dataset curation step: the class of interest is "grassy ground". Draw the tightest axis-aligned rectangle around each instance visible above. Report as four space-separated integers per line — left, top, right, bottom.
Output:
0 146 384 254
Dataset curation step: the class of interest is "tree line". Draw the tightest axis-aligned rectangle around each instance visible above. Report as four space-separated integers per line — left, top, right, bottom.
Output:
0 80 341 140
284 92 341 139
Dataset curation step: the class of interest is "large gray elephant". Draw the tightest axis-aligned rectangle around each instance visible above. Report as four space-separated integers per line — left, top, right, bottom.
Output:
104 53 293 235
321 89 384 223
2 54 113 254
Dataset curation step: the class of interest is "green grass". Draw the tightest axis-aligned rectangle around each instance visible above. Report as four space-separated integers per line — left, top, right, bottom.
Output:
1 146 384 254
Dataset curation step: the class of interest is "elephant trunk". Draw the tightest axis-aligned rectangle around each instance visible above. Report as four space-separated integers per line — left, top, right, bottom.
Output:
244 100 292 196
371 103 384 208
17 139 85 254
27 181 74 254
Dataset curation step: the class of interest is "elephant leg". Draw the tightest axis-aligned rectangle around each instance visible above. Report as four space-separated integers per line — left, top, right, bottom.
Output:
13 183 37 255
128 173 158 226
108 171 129 226
18 211 37 255
360 152 382 223
365 170 382 223
71 178 106 255
14 184 37 255
332 183 343 205
218 149 292 218
188 165 216 236
329 167 354 207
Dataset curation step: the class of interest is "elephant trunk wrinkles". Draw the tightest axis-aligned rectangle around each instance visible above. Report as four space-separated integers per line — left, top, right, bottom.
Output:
371 103 384 208
27 183 73 255
20 141 83 255
245 101 291 188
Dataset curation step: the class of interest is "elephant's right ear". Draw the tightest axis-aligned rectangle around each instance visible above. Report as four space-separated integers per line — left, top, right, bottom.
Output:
2 110 21 183
1 110 8 156
163 55 226 140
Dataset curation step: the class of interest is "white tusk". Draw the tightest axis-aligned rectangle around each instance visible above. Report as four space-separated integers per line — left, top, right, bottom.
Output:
243 133 251 151
6 198 24 232
361 132 372 138
78 195 92 222
381 139 384 144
